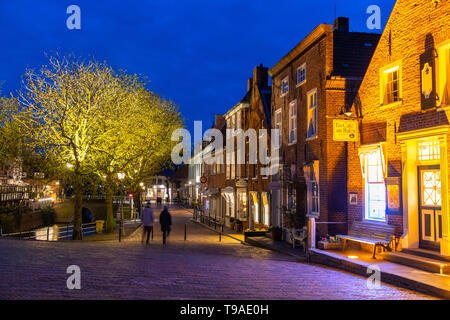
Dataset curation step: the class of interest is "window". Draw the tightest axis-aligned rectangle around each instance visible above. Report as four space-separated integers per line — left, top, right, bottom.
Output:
232 114 236 130
307 89 318 139
380 62 402 106
274 109 282 148
360 147 386 221
418 139 440 161
304 163 319 217
297 63 306 86
288 100 297 144
281 77 289 96
437 44 450 107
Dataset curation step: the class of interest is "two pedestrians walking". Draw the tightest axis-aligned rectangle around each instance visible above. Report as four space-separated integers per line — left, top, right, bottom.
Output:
142 204 172 245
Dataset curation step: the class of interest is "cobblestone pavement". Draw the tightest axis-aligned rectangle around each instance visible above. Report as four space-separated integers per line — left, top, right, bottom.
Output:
0 208 434 300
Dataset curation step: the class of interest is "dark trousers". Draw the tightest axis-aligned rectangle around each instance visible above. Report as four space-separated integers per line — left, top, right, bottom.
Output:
143 226 153 244
162 229 170 244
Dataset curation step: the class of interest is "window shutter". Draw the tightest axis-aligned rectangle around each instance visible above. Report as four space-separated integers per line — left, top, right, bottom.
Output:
420 49 436 110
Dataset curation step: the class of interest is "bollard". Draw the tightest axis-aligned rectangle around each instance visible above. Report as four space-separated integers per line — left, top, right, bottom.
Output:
151 227 154 240
219 230 222 242
47 227 50 241
184 223 187 241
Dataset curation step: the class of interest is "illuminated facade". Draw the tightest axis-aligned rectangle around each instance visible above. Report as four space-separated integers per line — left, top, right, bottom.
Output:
347 0 450 256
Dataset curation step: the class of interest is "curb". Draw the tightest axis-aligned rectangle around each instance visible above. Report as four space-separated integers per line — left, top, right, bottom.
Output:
190 219 247 245
308 249 450 299
245 237 307 262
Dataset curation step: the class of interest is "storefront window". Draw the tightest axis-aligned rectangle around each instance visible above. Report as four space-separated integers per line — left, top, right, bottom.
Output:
364 151 386 221
237 190 247 220
251 192 259 223
262 192 270 226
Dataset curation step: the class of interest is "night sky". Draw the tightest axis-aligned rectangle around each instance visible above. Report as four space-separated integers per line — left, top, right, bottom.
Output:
0 0 395 140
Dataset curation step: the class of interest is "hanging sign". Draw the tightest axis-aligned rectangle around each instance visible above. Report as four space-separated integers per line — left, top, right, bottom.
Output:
333 119 358 142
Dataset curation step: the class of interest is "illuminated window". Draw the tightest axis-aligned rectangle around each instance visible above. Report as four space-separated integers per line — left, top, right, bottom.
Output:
307 89 318 139
289 100 297 144
297 63 306 86
422 170 441 207
380 62 402 107
360 148 386 221
418 139 440 161
281 77 289 96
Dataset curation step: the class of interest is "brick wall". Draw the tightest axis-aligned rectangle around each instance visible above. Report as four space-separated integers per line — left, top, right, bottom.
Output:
347 0 450 234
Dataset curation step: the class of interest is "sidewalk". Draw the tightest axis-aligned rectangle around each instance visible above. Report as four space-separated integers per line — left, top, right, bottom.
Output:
308 248 450 299
192 218 306 260
190 218 246 243
80 220 142 242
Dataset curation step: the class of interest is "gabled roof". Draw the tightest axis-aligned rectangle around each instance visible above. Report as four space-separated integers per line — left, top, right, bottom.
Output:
269 24 332 77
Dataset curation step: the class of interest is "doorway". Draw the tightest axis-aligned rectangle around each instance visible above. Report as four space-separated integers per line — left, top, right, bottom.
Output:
418 165 442 251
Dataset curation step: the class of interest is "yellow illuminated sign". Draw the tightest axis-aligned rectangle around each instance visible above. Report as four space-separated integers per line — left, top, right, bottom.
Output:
333 119 358 142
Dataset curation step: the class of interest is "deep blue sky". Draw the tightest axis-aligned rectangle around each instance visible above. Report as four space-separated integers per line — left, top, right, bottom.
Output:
0 0 395 139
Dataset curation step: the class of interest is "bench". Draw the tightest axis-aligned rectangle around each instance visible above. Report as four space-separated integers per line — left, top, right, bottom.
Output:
336 221 396 259
289 227 307 251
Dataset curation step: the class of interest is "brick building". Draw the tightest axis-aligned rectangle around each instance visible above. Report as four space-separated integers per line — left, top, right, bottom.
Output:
268 18 380 241
347 0 450 256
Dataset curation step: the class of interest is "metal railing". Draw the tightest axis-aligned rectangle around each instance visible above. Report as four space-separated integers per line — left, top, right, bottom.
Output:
0 222 100 241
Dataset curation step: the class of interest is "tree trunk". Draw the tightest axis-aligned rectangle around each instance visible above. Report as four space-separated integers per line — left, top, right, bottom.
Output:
72 189 83 240
105 185 115 233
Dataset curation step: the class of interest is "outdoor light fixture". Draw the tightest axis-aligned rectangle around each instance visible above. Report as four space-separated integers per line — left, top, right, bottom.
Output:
340 105 353 117
139 182 144 187
66 164 73 169
347 256 359 259
117 173 125 180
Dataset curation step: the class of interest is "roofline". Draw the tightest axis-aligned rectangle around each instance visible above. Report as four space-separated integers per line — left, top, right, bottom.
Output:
269 24 333 78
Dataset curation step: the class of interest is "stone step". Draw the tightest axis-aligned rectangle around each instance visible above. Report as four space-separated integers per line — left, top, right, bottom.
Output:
401 248 450 262
383 252 450 275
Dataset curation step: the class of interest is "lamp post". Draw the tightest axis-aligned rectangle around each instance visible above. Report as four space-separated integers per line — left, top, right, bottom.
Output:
118 173 125 242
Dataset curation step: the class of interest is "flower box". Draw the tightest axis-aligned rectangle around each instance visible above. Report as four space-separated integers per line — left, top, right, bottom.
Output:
318 240 343 250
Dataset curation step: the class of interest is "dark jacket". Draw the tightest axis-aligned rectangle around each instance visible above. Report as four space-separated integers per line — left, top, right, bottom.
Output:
159 209 172 232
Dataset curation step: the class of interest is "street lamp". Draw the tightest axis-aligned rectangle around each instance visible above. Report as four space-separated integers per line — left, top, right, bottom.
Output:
118 173 125 242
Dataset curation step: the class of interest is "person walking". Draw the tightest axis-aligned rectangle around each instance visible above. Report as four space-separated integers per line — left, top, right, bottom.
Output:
141 202 154 244
159 205 172 245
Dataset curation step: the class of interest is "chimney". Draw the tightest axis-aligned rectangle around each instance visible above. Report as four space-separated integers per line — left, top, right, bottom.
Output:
253 64 269 89
247 78 253 92
215 114 224 127
334 17 349 33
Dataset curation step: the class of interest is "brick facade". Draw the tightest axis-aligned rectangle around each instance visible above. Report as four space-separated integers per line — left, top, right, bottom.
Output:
269 19 380 239
347 0 450 255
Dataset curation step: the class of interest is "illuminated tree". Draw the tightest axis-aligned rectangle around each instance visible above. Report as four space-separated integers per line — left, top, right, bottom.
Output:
16 55 183 237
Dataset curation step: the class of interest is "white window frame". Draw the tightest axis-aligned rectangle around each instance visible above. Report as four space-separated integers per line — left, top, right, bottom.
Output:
281 76 289 97
380 61 402 108
274 108 282 149
288 100 297 145
306 89 318 140
359 145 387 222
296 63 306 87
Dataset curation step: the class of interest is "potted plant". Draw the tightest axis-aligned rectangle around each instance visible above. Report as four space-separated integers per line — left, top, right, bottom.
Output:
269 226 283 241
235 219 243 233
229 217 235 229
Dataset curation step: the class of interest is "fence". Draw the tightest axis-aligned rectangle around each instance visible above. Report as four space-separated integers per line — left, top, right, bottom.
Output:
0 221 100 241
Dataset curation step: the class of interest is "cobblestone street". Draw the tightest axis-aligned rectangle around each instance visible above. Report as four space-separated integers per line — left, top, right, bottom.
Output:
0 209 434 300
